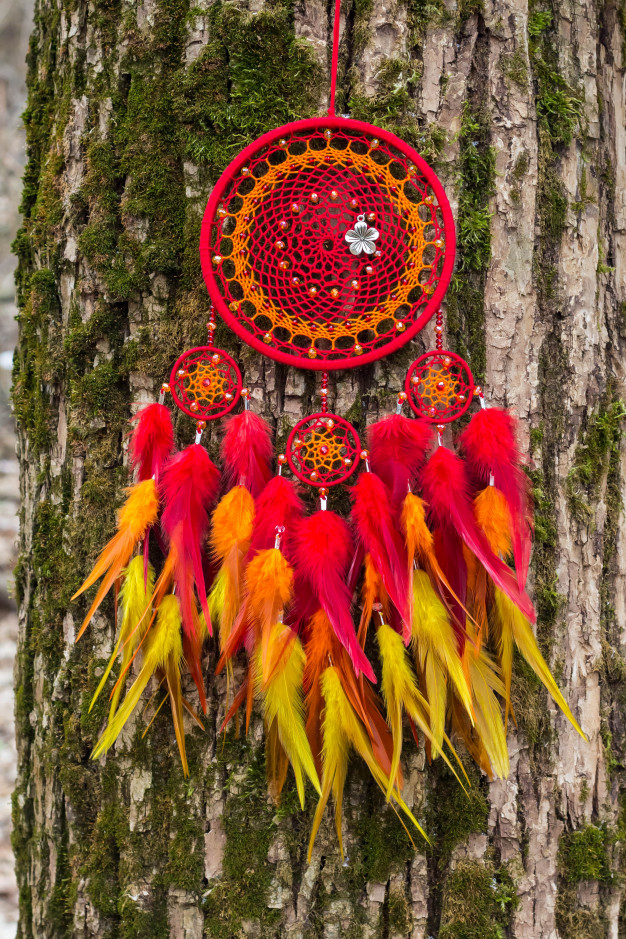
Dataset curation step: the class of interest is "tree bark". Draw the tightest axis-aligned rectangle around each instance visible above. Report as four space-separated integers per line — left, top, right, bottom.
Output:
11 0 626 935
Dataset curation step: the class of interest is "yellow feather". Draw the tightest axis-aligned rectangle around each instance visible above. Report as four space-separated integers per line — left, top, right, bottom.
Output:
256 625 321 807
474 487 512 558
72 479 159 639
90 555 154 715
376 622 467 797
411 570 473 748
208 568 229 645
467 648 509 779
92 594 183 761
308 667 428 860
493 589 586 739
308 667 350 860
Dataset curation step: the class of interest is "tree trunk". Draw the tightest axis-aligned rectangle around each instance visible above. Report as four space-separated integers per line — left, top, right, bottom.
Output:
11 0 626 935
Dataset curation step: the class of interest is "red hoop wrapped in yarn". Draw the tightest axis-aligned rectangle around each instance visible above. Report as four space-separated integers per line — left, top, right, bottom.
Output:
286 413 360 487
201 117 455 370
169 347 242 421
405 350 474 423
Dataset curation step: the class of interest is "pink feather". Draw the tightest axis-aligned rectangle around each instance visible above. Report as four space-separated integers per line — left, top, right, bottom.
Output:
368 414 433 504
160 444 220 635
129 403 174 481
351 472 410 639
220 410 274 498
420 446 535 622
459 407 533 588
293 511 375 681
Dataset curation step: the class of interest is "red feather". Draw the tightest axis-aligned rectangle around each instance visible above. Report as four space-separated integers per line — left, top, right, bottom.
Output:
129 403 174 481
368 414 433 504
459 407 533 588
160 444 220 635
351 472 410 638
293 511 375 681
221 410 274 498
249 475 304 563
420 446 535 622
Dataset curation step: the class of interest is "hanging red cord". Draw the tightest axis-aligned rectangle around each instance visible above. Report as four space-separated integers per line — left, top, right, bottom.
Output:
328 0 342 116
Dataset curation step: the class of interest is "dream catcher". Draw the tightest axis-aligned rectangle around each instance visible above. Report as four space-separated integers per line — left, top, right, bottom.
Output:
73 0 585 858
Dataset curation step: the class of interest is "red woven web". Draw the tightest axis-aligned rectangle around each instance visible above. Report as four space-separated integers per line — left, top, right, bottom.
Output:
201 119 455 369
286 413 360 486
405 350 474 423
169 346 242 421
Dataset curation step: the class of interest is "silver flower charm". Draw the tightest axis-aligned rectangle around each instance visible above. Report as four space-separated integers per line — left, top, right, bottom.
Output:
345 215 379 256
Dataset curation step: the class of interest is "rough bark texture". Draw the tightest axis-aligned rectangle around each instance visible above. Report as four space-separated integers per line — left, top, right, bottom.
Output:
11 0 626 935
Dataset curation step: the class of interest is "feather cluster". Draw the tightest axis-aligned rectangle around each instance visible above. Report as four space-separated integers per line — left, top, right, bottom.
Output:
74 396 585 859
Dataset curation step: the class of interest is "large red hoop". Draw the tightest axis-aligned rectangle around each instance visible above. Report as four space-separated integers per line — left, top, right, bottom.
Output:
201 117 456 371
286 412 361 486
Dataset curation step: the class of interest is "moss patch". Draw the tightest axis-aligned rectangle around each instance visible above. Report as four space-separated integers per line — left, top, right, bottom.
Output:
439 861 519 938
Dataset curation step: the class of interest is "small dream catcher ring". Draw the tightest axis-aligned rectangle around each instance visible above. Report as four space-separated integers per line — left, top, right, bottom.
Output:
286 412 361 487
201 116 456 371
405 349 474 423
169 346 242 420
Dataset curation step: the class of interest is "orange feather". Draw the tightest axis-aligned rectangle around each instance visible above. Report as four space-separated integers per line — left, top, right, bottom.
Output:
473 486 512 559
73 479 159 640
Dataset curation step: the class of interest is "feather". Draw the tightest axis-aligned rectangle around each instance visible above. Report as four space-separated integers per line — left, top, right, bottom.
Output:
420 447 535 622
459 407 533 588
220 547 294 682
411 570 473 749
72 479 159 640
466 647 509 778
209 486 255 650
351 472 410 637
294 511 375 681
303 610 340 771
129 402 174 482
220 410 274 498
492 589 586 739
401 492 472 633
357 554 384 645
368 414 433 504
266 720 289 803
156 444 219 711
90 555 155 718
376 621 465 797
249 475 305 563
256 624 321 807
473 486 512 559
92 594 186 770
160 443 220 635
308 667 428 860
